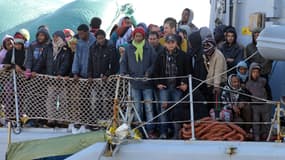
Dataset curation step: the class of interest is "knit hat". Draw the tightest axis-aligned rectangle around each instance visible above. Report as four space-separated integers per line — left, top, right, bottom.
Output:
132 27 145 38
14 33 25 44
53 31 66 42
17 28 30 41
63 29 75 37
202 37 216 56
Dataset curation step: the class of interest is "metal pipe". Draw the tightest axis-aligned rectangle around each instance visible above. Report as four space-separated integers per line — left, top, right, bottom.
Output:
11 47 21 133
188 75 196 140
231 0 238 27
7 122 11 146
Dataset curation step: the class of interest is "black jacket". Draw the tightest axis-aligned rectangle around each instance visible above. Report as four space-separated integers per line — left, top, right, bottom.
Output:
35 45 71 76
2 48 26 70
153 48 191 87
88 40 119 78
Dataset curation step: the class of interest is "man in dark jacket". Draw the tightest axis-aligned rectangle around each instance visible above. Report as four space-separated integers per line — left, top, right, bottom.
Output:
245 28 273 78
25 27 51 77
88 29 118 79
153 34 190 139
219 26 243 75
120 27 157 138
33 31 71 126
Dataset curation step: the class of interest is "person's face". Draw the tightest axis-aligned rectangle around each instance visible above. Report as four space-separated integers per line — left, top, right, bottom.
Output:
165 41 177 52
96 35 106 46
251 69 260 80
53 35 60 43
148 34 159 47
134 33 144 43
239 67 248 74
226 32 235 44
14 43 23 50
182 10 190 23
65 33 72 41
78 30 88 41
150 26 162 38
4 39 13 50
253 32 259 43
123 18 132 27
70 42 77 52
37 33 46 43
163 23 175 35
231 76 240 89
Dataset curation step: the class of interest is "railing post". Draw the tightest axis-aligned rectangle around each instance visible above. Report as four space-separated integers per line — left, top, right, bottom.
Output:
276 102 281 142
188 74 196 140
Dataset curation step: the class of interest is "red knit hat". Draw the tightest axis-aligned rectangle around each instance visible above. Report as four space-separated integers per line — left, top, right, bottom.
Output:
132 27 145 38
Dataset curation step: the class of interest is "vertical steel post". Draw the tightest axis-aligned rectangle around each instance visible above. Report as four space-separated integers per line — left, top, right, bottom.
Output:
188 75 196 140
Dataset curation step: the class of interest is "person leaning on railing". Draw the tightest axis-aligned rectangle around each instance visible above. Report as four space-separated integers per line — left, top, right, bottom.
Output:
153 34 191 139
120 27 158 138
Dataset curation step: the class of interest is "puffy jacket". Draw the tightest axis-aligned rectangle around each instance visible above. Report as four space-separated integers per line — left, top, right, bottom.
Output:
25 28 51 72
120 42 157 89
88 39 119 78
34 45 71 76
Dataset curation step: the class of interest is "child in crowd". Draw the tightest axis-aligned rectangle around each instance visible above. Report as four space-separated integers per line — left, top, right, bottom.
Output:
246 63 272 141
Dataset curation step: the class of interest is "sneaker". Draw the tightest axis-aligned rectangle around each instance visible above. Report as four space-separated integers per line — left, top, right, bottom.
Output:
67 123 75 132
159 134 167 139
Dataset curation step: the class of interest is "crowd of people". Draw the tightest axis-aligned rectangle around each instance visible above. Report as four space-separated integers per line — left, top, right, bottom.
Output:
0 8 273 141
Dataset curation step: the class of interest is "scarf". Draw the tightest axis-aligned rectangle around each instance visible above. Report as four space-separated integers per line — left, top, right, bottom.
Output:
132 40 145 62
52 37 66 59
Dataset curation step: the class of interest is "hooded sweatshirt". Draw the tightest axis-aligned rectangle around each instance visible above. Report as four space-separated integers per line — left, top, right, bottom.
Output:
25 28 51 72
236 61 248 83
246 62 271 102
0 35 14 69
245 31 273 76
219 27 243 74
221 74 251 108
188 31 207 84
72 32 96 78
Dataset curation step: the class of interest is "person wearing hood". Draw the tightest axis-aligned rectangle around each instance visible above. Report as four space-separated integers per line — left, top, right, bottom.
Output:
202 37 227 111
246 62 272 141
120 27 157 138
178 8 198 35
219 26 243 75
34 31 71 127
72 24 96 79
2 33 26 72
188 31 209 120
220 74 252 133
25 27 51 77
0 35 14 69
236 61 249 88
245 28 272 78
214 24 227 49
